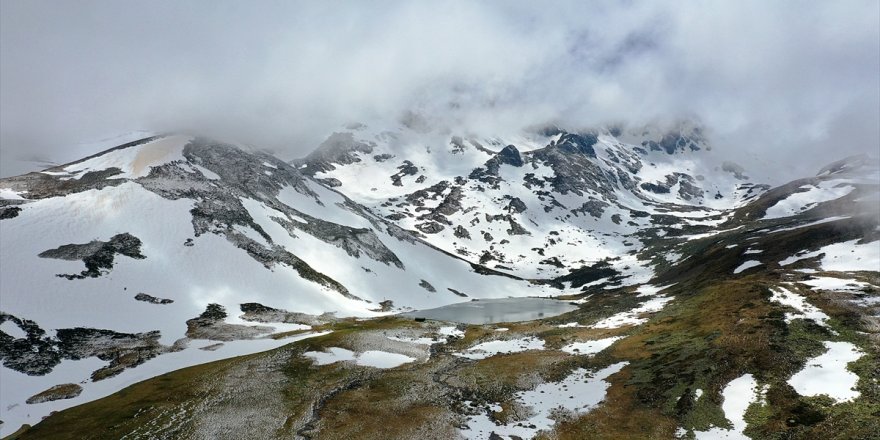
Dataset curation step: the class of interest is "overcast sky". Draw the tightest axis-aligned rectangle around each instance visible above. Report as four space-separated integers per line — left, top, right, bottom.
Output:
1 0 878 180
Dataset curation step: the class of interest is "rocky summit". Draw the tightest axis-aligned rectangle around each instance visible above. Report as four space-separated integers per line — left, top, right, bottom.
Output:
0 126 878 440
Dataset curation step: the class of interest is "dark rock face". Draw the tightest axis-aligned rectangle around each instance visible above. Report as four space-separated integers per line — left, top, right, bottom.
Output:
507 197 527 214
0 205 21 219
530 134 613 196
38 233 146 279
571 199 610 219
0 312 168 380
317 177 342 188
447 288 468 297
639 173 704 201
295 132 375 174
419 280 437 292
416 221 445 234
453 225 471 239
0 313 61 375
56 327 165 381
391 161 419 186
373 153 394 162
641 130 703 154
554 133 598 156
555 260 621 288
134 293 174 305
496 145 525 167
469 145 524 187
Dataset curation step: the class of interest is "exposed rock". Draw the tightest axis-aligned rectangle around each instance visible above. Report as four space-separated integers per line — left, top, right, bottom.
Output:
26 383 83 404
295 132 374 174
416 221 445 234
391 160 419 186
447 288 468 297
507 197 527 214
317 177 342 187
134 293 174 305
0 313 61 375
0 206 21 219
38 233 146 279
454 225 471 239
506 218 530 236
56 327 167 381
240 303 337 326
419 280 437 293
571 199 609 219
186 304 274 341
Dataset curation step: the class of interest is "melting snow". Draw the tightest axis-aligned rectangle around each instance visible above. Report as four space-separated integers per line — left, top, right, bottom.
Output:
460 362 627 439
694 374 765 440
304 347 415 369
356 351 416 368
788 341 863 402
561 337 622 355
592 296 673 329
456 337 545 360
769 287 830 326
439 326 465 339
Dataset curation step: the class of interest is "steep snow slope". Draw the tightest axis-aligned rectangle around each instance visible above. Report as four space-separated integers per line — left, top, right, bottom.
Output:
0 135 557 435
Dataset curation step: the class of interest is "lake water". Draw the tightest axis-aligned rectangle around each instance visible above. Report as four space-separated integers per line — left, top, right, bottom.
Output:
400 298 579 324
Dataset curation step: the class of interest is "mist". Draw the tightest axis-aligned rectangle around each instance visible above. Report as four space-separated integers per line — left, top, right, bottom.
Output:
1 0 878 181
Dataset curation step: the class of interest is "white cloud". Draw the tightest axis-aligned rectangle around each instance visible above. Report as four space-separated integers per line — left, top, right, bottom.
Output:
1 0 878 180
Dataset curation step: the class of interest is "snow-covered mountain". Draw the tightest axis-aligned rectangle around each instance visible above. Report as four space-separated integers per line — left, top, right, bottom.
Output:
0 134 559 434
0 126 878 438
295 122 766 282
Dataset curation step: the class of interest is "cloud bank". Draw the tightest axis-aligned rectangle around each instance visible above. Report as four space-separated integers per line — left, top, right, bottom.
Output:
1 0 878 180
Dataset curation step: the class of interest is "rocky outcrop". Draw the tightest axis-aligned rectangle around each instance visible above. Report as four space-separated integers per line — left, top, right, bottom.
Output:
134 293 174 305
38 233 146 279
26 383 83 404
186 304 274 341
295 132 375 174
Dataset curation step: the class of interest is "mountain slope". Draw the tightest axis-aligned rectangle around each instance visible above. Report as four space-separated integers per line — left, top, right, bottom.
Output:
0 129 878 439
0 135 558 435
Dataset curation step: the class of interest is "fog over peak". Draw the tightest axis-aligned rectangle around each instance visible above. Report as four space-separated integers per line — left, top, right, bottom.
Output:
1 0 878 182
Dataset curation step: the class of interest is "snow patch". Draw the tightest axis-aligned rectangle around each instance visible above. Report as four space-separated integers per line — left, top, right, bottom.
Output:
561 337 622 355
455 337 545 360
460 362 627 440
769 287 830 326
788 341 863 402
733 260 762 274
694 374 764 440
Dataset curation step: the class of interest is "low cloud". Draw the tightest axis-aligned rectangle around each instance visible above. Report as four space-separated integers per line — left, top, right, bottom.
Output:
1 0 878 181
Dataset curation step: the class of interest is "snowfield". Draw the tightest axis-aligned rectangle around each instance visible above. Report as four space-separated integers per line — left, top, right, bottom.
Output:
763 181 855 220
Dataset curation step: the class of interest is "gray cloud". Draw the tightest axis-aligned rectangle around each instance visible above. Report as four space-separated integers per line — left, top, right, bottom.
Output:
1 0 878 181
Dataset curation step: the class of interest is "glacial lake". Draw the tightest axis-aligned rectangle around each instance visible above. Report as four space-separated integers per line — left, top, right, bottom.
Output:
400 297 579 324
